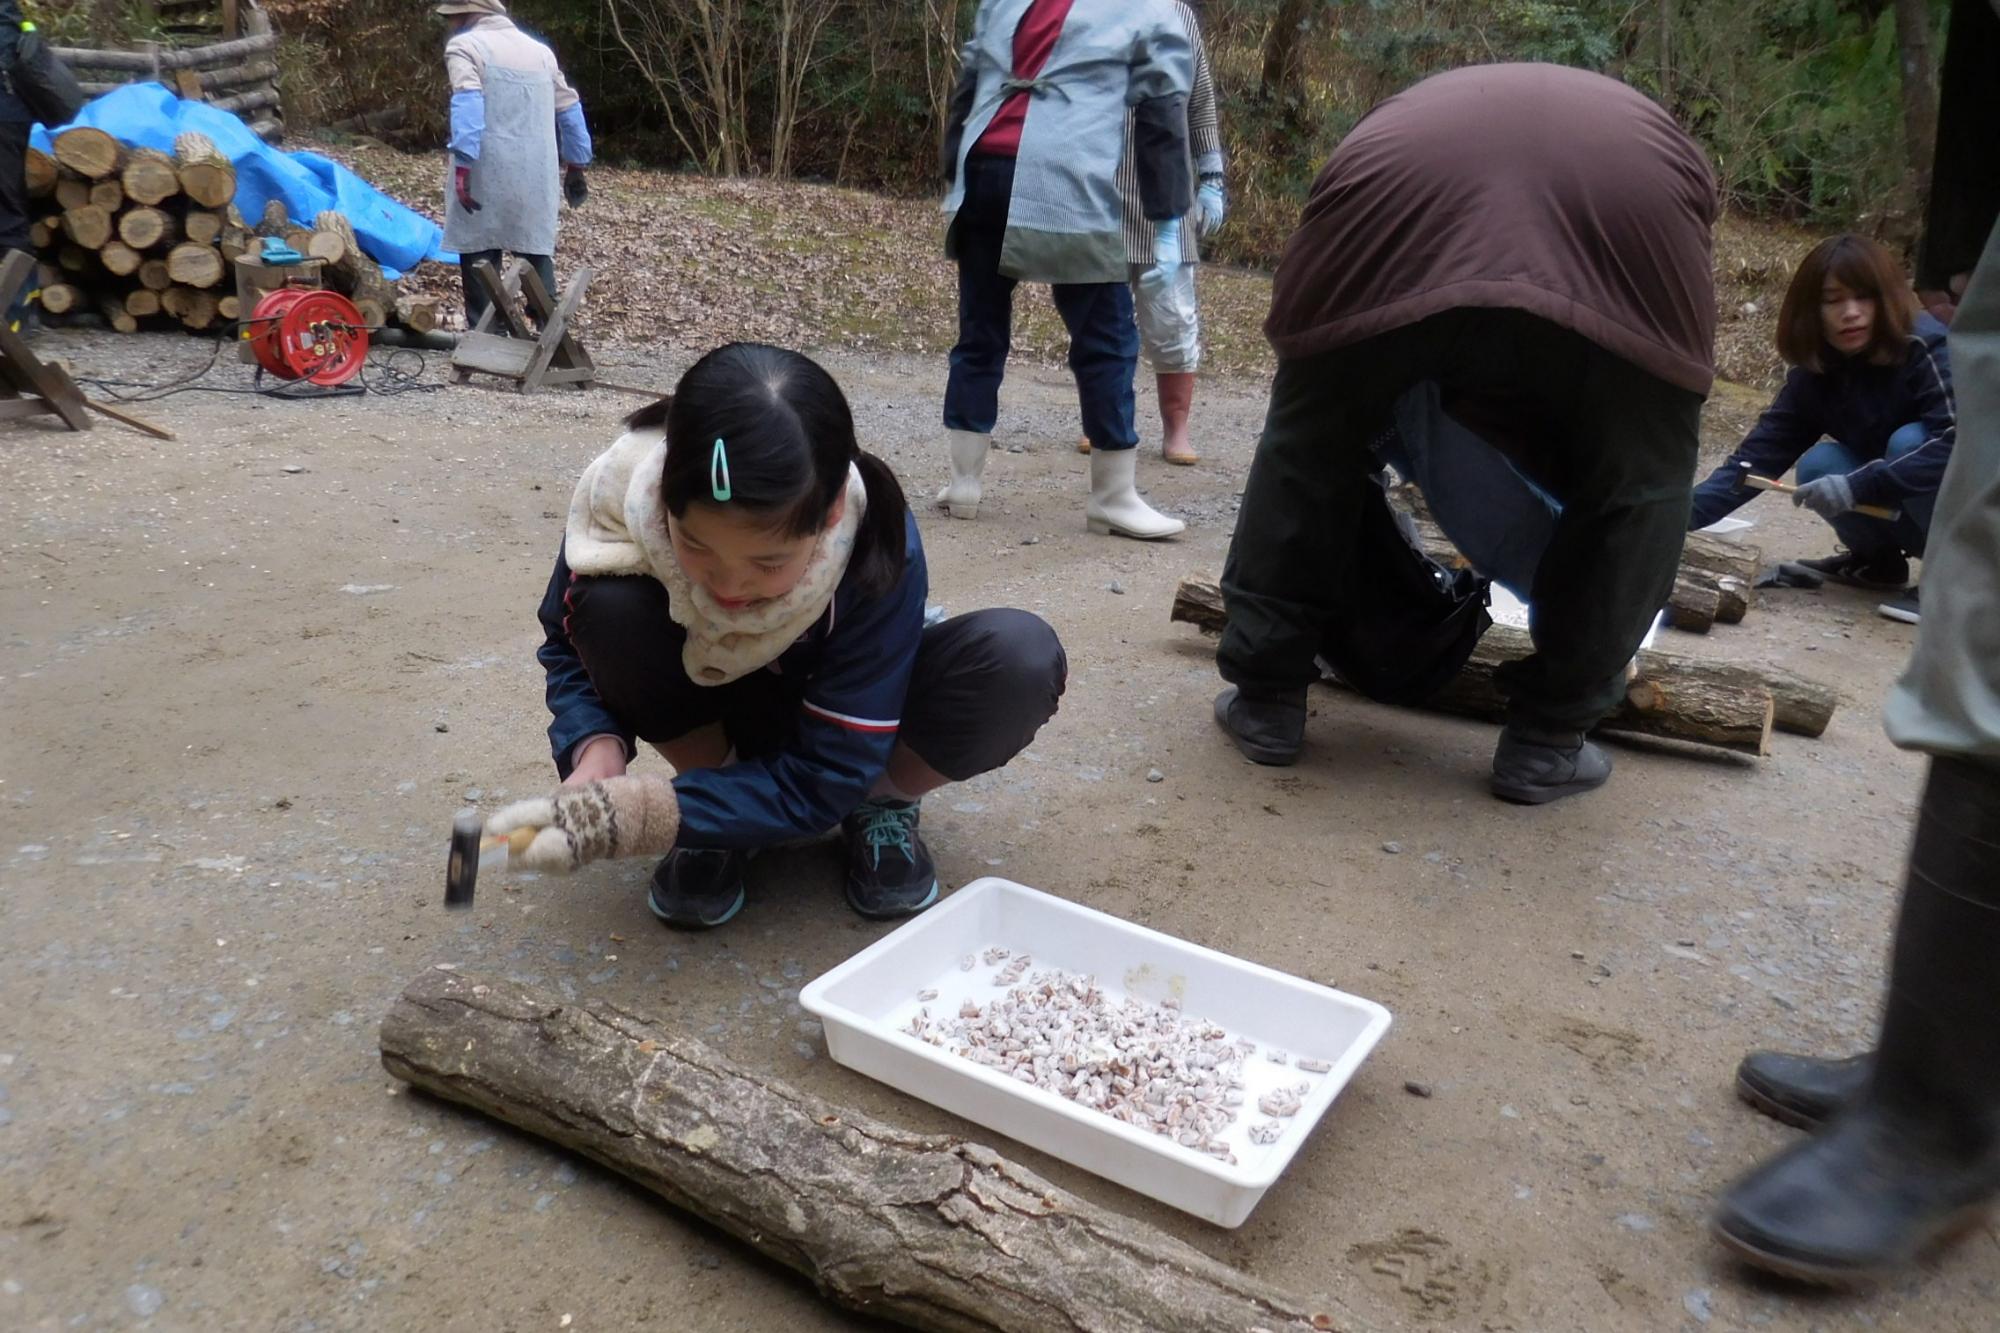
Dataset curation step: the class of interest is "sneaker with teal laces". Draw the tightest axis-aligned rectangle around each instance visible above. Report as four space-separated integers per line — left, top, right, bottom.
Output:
841 798 939 919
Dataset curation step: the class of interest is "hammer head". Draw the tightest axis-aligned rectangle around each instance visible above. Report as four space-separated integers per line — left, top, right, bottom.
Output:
445 810 483 909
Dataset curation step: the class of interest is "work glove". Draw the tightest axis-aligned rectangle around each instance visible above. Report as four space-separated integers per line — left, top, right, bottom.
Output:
1194 178 1226 238
1792 473 1856 520
1151 216 1183 282
454 164 481 215
564 165 588 210
484 773 681 873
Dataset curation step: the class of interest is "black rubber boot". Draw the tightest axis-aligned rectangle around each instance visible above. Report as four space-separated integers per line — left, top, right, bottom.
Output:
1713 757 2000 1286
1213 685 1307 766
647 847 748 931
1735 1052 1873 1130
1489 723 1612 804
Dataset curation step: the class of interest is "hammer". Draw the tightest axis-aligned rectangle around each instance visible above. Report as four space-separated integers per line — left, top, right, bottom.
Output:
444 811 538 909
1739 469 1900 520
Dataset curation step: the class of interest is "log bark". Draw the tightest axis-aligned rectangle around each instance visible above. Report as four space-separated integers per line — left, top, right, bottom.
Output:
121 149 182 207
253 197 290 239
1169 575 1791 755
218 225 252 262
53 32 279 72
210 85 279 117
166 242 225 288
352 295 387 330
1665 573 1719 634
118 206 179 250
25 147 56 198
88 178 124 212
138 259 173 291
183 209 223 245
53 127 121 179
99 241 142 277
60 204 113 250
193 57 279 92
378 969 1373 1333
39 282 81 315
125 287 161 318
173 132 237 209
311 211 396 324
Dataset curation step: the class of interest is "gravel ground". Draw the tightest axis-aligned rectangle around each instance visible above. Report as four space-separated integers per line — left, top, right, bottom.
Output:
1 326 1987 1333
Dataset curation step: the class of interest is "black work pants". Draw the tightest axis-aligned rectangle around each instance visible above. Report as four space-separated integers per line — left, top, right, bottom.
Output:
1219 309 1704 731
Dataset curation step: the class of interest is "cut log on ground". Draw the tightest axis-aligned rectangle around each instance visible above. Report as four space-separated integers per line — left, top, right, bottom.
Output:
138 259 172 291
1665 573 1720 634
173 132 236 209
393 296 439 334
121 149 182 206
1168 575 1822 753
378 968 1373 1333
183 209 222 246
99 241 142 278
60 205 112 250
39 283 80 315
88 178 123 212
175 288 219 331
125 288 161 318
166 242 225 288
97 294 137 334
352 296 387 329
53 126 121 178
118 207 179 251
25 147 55 197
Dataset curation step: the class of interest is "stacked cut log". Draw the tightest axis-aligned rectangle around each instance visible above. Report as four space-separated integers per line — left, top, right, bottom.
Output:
52 3 285 144
23 128 437 337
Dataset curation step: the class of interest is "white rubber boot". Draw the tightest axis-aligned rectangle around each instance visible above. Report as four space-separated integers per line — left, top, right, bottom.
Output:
1085 446 1185 539
936 429 989 520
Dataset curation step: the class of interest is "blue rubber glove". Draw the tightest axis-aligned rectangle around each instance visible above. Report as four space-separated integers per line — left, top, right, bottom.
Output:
1792 474 1856 520
1195 179 1226 238
1152 216 1183 281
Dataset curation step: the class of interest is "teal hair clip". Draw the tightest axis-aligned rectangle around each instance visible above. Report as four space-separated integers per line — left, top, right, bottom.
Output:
710 438 731 502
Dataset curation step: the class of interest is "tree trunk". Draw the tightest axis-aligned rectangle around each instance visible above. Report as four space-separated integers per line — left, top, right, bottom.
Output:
378 969 1374 1333
1891 0 1940 197
1169 575 1820 752
166 242 226 288
1259 0 1314 103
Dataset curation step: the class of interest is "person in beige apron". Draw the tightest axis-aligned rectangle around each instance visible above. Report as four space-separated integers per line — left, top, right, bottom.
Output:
435 0 591 326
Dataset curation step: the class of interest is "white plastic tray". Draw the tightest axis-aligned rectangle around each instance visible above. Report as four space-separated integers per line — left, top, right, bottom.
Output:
800 877 1392 1227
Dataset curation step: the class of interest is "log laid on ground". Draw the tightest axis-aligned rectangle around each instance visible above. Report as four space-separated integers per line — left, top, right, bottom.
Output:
1665 572 1720 634
138 259 173 291
310 211 396 317
88 178 124 212
166 242 225 289
38 283 81 315
173 132 236 209
118 206 179 251
53 126 121 179
393 295 439 334
1678 531 1760 624
378 968 1374 1333
329 107 406 137
125 288 161 318
120 149 181 207
183 209 222 245
99 241 142 278
175 287 219 331
52 31 278 73
25 147 55 198
1169 575 1799 754
97 294 138 335
60 204 113 250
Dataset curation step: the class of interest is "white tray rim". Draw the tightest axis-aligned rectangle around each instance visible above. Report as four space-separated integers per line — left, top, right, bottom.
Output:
800 876 1394 1192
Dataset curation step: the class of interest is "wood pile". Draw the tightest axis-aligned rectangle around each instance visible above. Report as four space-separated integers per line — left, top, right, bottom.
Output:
52 2 285 144
25 129 437 337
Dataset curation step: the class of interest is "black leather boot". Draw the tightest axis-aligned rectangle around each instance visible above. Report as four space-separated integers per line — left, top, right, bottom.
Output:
1213 685 1307 766
1490 723 1612 804
1735 1052 1873 1130
1713 757 2000 1286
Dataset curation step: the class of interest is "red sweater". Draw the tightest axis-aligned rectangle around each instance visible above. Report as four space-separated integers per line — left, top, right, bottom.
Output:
972 0 1075 158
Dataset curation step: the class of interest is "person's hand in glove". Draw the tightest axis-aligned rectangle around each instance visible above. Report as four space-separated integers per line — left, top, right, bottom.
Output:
564 165 588 209
1194 178 1226 238
454 164 481 214
484 773 681 873
1792 473 1856 520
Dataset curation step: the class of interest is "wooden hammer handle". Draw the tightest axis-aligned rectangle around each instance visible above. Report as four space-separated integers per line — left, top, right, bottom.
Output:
1741 473 1900 521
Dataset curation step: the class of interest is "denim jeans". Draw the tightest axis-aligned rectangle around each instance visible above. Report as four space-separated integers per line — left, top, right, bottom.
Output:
944 154 1140 450
1796 423 1934 558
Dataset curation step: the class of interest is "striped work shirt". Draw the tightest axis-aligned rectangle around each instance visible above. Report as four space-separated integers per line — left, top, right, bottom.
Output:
1118 0 1225 264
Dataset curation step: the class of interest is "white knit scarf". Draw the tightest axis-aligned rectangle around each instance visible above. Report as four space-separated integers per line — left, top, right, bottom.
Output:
563 427 867 686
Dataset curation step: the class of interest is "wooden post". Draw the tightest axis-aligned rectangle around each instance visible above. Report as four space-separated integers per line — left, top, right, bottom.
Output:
379 969 1375 1333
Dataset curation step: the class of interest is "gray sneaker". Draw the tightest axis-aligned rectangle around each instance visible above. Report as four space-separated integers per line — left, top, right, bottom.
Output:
1491 725 1612 805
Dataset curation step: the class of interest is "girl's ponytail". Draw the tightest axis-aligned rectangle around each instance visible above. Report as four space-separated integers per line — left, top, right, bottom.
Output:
849 450 911 597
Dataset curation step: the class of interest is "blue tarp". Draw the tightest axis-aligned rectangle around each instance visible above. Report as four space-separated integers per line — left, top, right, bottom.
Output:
31 84 452 278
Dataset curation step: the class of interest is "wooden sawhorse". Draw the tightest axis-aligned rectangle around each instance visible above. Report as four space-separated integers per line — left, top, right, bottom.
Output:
450 258 596 393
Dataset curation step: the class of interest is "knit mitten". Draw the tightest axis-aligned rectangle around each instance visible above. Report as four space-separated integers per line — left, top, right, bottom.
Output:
484 774 681 873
